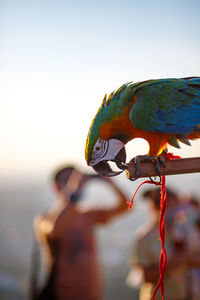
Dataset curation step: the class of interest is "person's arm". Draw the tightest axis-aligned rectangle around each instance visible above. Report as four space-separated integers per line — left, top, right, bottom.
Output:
90 177 130 224
30 214 50 300
33 213 53 243
104 177 129 213
34 214 44 243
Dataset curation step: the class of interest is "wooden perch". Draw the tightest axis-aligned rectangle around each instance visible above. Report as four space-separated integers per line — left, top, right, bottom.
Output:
125 157 200 180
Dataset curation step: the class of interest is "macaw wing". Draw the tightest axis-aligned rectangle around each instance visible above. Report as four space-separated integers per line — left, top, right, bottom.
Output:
129 77 200 134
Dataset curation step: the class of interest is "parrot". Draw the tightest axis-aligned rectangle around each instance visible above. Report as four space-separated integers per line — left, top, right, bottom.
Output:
85 77 200 177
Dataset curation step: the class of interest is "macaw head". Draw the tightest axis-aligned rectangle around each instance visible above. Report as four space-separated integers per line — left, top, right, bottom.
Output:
85 95 127 176
86 137 126 176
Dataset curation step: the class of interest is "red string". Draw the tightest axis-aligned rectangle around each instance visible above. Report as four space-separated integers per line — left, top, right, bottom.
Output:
127 179 161 209
152 176 167 300
127 152 181 300
127 176 167 300
165 153 181 160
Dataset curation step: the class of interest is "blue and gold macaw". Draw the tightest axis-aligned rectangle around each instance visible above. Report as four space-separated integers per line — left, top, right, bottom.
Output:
85 77 200 176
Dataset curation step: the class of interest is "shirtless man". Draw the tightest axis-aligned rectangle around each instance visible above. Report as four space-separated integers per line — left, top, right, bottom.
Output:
34 165 129 300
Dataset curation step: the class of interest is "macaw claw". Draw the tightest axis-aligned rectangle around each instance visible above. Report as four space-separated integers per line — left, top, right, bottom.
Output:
128 155 166 182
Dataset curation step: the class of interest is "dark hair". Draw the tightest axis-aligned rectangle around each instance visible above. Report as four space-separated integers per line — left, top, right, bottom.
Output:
143 188 177 210
143 188 161 209
53 165 76 189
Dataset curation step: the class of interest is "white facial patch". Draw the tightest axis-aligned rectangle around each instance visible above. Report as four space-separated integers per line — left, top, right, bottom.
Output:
90 138 124 166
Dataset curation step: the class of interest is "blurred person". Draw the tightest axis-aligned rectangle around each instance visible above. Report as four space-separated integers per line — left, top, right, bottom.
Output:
31 165 129 300
194 215 200 299
184 196 200 300
126 188 200 300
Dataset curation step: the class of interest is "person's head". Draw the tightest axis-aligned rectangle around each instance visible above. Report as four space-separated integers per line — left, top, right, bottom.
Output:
190 197 200 210
143 187 178 213
54 165 74 189
143 188 161 213
53 165 100 203
53 165 83 203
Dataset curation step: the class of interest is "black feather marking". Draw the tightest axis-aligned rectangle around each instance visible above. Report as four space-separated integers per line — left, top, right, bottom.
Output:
177 135 191 146
181 76 199 80
168 136 180 148
114 83 130 99
189 84 200 91
178 89 194 97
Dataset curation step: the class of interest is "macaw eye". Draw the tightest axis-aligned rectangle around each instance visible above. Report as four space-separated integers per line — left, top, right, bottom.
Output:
91 139 109 163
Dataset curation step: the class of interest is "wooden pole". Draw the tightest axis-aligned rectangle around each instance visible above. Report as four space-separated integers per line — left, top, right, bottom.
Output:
125 157 200 180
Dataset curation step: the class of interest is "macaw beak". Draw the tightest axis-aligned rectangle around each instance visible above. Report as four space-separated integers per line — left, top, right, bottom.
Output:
92 146 126 177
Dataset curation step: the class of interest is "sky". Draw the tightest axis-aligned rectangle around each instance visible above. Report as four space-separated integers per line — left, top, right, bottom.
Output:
1 0 200 179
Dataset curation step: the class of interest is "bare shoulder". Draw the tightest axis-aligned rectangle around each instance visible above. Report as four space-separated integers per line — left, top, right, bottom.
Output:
34 211 55 238
33 212 46 229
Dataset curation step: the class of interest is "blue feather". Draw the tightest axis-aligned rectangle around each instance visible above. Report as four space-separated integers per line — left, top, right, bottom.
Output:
156 99 200 134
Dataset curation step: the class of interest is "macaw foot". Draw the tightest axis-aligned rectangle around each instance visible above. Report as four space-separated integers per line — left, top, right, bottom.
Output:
128 154 165 182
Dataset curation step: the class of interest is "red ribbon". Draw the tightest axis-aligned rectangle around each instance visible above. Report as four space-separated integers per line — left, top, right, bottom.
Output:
152 176 167 300
127 176 167 299
128 153 181 299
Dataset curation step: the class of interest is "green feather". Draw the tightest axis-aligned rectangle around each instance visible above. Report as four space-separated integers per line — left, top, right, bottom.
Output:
85 77 200 162
85 82 135 162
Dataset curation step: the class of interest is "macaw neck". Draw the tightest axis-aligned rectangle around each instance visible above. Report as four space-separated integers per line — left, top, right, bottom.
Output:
99 106 134 143
99 112 172 157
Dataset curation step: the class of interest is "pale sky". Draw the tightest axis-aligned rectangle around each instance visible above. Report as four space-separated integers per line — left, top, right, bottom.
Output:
1 0 200 179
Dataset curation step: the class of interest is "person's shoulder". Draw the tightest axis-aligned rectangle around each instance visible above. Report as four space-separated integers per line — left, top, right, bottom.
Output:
34 209 56 236
33 212 46 227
